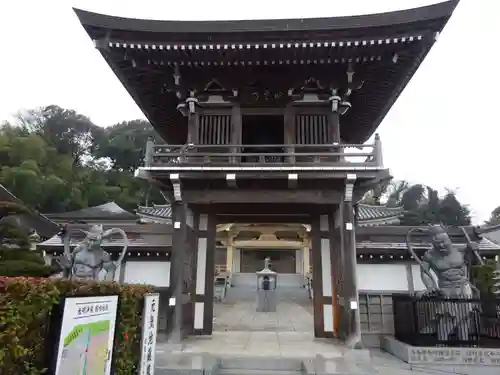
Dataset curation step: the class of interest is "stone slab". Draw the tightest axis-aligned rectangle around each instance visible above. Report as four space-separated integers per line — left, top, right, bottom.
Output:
301 355 374 375
381 336 500 375
381 336 500 366
218 356 303 371
154 353 219 375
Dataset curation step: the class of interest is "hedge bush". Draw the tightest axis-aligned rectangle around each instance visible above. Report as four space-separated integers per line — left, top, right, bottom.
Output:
0 277 155 375
0 248 54 277
472 260 499 296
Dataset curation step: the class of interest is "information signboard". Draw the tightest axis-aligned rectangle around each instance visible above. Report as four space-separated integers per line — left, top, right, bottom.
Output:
139 293 160 375
53 295 119 375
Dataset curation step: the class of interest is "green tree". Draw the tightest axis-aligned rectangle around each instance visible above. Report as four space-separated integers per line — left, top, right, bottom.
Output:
385 180 409 207
486 206 500 226
0 107 164 213
472 260 500 296
0 200 52 277
16 105 100 166
438 190 471 226
92 119 163 172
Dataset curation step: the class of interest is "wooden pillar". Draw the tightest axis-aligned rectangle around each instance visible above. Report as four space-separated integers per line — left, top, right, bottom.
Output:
310 210 338 338
284 103 296 163
187 111 199 144
310 214 323 337
192 211 217 335
170 201 188 342
328 109 340 143
302 244 310 277
339 174 363 348
328 93 342 162
226 244 234 273
231 105 242 163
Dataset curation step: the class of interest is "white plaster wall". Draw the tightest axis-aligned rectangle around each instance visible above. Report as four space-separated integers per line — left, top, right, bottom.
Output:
232 248 241 273
124 261 170 287
357 264 409 291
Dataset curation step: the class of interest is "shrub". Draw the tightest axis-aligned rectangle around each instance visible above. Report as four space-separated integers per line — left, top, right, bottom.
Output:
0 277 154 375
0 260 53 277
472 260 498 296
0 247 46 264
0 248 53 277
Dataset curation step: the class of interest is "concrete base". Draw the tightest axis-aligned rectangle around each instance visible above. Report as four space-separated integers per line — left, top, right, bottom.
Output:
156 334 473 375
155 353 376 375
256 290 277 312
381 336 500 375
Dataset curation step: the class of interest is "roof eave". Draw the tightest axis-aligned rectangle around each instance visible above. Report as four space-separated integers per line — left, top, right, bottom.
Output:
73 1 458 35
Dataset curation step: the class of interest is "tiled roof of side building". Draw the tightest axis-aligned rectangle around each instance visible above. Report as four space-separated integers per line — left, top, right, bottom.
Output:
137 203 403 225
0 183 59 238
45 202 138 220
357 238 500 253
137 205 172 223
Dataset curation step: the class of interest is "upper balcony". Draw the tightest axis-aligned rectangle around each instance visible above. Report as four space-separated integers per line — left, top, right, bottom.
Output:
143 134 384 170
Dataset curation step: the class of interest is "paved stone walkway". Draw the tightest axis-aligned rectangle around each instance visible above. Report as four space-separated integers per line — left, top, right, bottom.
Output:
213 300 313 333
173 331 344 358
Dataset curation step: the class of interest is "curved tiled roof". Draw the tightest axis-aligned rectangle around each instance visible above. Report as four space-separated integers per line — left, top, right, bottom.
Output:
357 237 500 252
137 205 172 223
357 204 403 226
0 183 59 238
137 203 403 225
74 2 457 35
46 202 137 220
73 2 458 144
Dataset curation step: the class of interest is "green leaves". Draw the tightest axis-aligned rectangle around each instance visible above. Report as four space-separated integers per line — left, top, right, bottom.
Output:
472 260 500 296
0 106 166 213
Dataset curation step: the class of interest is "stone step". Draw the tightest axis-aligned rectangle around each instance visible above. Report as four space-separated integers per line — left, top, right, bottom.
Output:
217 369 302 375
224 286 310 304
219 356 304 371
231 273 305 288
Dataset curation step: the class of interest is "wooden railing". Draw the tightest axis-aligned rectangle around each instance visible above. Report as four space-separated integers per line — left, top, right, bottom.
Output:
215 264 228 275
143 135 383 168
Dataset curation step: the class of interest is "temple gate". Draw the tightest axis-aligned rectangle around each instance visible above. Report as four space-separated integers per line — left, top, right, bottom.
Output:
74 0 459 348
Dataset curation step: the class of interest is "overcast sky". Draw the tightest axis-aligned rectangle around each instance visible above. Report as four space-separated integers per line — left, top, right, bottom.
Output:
0 0 497 224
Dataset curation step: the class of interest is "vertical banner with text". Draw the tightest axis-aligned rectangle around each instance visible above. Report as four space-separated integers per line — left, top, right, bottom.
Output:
139 293 160 375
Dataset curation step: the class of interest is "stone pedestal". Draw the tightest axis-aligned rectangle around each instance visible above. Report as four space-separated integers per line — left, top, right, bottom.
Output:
256 267 278 313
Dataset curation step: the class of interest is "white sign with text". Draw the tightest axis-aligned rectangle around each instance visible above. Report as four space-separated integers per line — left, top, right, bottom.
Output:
139 293 160 375
54 295 119 375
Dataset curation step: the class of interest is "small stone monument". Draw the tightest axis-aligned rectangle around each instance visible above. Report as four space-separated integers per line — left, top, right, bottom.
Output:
256 257 278 312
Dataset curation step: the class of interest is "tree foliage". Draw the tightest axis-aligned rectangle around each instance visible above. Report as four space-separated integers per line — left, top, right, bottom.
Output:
472 260 500 296
0 200 53 277
362 179 472 226
486 206 500 226
0 105 163 214
92 119 164 172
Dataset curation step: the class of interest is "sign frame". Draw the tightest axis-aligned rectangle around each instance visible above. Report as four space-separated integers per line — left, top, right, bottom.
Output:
45 294 121 375
139 292 160 375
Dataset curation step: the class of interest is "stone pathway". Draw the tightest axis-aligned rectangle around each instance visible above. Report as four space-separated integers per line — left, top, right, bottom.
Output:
166 331 344 358
213 300 313 333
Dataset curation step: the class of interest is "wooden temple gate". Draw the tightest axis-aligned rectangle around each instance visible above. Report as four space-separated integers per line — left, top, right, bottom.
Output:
168 196 362 345
73 0 459 348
